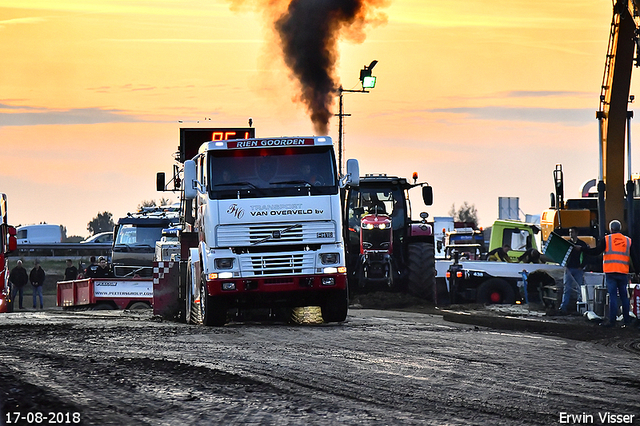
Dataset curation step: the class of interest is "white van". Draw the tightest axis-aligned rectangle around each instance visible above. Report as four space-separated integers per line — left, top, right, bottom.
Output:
16 224 62 244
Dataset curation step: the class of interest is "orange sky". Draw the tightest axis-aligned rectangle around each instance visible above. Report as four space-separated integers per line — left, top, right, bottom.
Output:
0 0 632 237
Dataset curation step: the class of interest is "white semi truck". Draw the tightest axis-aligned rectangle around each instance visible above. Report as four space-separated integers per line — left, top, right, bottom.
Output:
155 131 359 326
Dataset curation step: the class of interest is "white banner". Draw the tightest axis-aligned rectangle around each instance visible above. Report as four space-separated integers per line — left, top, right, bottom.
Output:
218 196 334 224
93 280 153 298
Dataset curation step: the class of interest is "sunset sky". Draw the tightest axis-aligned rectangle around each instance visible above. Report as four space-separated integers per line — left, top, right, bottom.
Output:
0 0 633 237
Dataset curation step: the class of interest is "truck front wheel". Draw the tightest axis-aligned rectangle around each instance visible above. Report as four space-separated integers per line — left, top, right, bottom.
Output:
321 288 348 323
406 243 436 300
476 278 516 304
200 276 227 326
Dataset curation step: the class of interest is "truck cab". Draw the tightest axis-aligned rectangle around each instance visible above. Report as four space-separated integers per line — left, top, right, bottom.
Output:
488 220 541 262
112 207 180 278
182 136 358 325
1 193 17 312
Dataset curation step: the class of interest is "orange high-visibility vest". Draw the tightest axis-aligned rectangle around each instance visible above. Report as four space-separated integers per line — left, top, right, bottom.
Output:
603 233 631 273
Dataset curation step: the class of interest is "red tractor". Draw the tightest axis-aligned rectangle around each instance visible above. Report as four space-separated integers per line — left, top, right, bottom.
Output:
343 173 436 299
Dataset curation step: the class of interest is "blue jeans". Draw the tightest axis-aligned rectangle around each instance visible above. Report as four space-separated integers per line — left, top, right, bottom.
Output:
605 273 631 323
32 285 43 308
10 285 25 308
560 267 584 311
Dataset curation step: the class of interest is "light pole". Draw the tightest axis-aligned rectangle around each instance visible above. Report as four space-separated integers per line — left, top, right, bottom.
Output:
336 60 378 176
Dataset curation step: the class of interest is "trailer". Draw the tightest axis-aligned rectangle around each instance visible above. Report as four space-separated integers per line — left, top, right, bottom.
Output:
57 277 153 310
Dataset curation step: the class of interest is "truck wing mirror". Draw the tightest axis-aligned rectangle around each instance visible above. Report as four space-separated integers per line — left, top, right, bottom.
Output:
422 186 433 206
7 226 16 252
343 159 360 187
184 160 198 200
156 172 166 192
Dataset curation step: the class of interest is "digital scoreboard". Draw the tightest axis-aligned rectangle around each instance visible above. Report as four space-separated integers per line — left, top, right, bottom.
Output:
179 127 256 163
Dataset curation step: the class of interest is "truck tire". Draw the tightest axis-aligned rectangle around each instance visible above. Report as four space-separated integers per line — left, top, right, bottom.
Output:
200 277 227 326
128 302 150 310
476 278 516 304
321 289 348 323
406 242 436 300
92 303 114 310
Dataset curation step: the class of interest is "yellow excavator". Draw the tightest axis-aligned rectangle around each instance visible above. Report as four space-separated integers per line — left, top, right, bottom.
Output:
542 0 640 252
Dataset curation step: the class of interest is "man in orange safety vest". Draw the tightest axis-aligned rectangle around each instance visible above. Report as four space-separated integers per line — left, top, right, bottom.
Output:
581 220 633 327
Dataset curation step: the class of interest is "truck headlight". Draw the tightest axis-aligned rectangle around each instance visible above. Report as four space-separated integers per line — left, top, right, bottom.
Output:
320 253 339 264
215 258 234 269
322 277 335 286
221 282 236 291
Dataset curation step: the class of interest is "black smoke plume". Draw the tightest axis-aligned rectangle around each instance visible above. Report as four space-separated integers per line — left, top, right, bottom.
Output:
230 0 389 135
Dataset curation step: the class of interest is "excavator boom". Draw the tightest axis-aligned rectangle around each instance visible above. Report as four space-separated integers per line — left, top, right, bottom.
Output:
598 0 640 232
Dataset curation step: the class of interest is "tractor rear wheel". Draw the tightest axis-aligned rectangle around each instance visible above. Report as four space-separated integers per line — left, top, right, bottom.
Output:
406 242 436 300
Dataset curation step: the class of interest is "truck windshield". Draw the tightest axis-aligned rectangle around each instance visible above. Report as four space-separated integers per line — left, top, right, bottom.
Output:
208 146 337 199
115 225 163 247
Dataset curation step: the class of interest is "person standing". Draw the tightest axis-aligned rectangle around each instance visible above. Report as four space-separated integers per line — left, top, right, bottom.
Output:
64 259 78 281
93 256 113 278
29 261 45 309
583 220 633 327
559 227 589 314
9 260 29 310
84 256 98 278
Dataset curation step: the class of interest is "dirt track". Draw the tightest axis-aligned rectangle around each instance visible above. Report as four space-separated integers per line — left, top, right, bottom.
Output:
0 302 639 426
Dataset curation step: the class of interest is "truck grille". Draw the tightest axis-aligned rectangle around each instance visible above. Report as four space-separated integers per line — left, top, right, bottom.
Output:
217 222 336 247
240 252 315 276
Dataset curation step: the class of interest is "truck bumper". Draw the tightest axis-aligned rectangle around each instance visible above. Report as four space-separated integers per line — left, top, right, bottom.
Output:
205 273 347 298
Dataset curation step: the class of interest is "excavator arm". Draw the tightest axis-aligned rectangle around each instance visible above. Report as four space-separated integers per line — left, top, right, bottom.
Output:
598 0 640 235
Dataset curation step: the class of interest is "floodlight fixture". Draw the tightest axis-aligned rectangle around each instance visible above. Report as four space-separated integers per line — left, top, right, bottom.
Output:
362 75 376 89
359 60 378 90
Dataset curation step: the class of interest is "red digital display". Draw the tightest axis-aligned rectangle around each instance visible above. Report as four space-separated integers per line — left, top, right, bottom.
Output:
179 127 256 163
211 131 254 141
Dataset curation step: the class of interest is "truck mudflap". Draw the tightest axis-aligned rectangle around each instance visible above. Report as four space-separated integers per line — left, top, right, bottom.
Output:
152 261 180 319
204 273 347 298
57 278 153 309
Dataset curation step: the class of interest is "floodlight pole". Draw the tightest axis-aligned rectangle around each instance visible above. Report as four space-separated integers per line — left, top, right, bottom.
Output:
336 60 378 176
337 86 370 176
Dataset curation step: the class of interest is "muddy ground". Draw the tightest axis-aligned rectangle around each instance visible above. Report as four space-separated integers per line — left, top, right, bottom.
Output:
0 293 639 426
